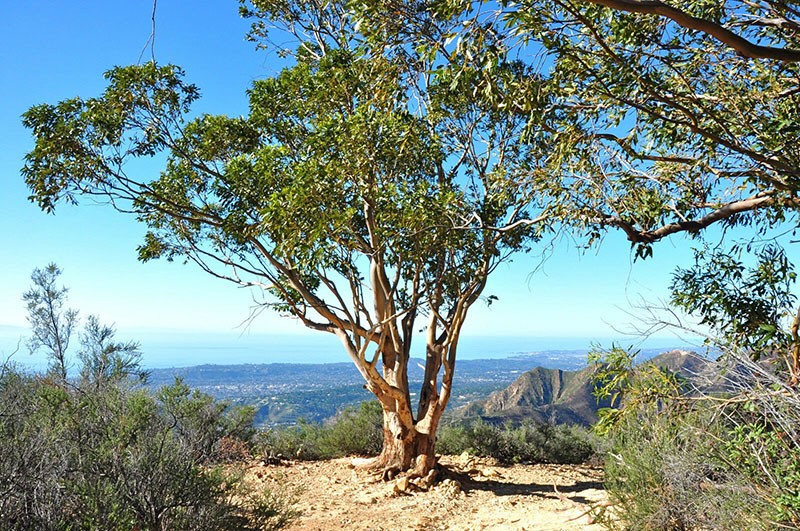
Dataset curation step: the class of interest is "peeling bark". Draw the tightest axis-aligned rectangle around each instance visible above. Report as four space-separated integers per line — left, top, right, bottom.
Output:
373 407 439 478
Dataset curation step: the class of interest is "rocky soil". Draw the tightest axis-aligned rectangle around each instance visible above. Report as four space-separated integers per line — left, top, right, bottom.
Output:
247 454 609 530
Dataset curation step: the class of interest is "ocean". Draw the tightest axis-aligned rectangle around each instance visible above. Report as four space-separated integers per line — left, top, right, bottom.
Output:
0 326 696 371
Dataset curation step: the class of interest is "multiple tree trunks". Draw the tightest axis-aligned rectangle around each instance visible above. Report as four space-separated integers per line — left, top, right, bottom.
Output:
374 409 439 478
363 355 447 477
338 327 458 477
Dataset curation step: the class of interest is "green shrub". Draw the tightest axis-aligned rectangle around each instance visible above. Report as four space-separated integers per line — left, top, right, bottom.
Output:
261 402 598 466
259 419 328 460
0 364 296 530
319 400 383 457
3 265 296 529
720 395 800 526
600 408 769 531
259 400 383 460
436 419 598 465
592 346 800 530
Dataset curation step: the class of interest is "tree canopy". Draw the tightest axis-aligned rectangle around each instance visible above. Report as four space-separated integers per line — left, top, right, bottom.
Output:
496 0 800 376
22 1 551 475
500 0 800 254
21 0 800 473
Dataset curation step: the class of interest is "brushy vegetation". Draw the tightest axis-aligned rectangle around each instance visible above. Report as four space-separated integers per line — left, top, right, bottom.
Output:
258 400 384 460
0 362 298 531
592 243 800 530
0 264 298 530
593 346 800 530
259 399 598 465
437 420 598 465
600 405 773 530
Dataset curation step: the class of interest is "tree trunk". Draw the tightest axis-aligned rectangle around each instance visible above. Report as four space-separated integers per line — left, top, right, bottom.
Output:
372 408 437 478
337 333 452 479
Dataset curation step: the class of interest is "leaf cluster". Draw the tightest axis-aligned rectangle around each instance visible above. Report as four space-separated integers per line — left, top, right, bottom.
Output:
590 347 688 437
494 0 800 249
671 243 797 359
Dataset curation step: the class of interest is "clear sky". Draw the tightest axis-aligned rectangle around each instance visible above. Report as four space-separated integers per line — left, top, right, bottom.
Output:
1 2 702 365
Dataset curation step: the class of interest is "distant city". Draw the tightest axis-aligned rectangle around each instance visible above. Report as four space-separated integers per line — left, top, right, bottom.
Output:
0 323 702 427
141 345 697 427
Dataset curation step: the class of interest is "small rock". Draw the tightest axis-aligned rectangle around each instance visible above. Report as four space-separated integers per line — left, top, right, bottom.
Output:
437 478 462 499
481 468 500 478
394 476 411 495
458 451 475 468
410 469 438 491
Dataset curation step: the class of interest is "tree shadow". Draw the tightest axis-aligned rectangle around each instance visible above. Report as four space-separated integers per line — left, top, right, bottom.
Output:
440 466 603 504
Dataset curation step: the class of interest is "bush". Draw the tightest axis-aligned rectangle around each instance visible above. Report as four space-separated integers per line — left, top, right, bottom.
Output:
3 265 296 529
261 402 598 466
719 379 800 527
436 419 598 465
593 347 800 530
600 408 769 531
320 400 383 457
0 364 296 530
259 400 383 461
259 419 328 460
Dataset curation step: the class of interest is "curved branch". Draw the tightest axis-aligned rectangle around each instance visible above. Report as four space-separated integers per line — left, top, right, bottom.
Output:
597 192 800 243
582 0 800 61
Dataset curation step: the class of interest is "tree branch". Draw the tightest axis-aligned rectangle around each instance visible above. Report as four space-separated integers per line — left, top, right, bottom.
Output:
596 192 800 243
581 0 800 61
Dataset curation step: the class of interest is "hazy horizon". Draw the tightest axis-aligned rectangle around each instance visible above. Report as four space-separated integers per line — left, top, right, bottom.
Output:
0 325 700 371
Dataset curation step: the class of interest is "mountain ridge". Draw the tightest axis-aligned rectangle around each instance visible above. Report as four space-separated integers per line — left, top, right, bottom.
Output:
451 349 710 426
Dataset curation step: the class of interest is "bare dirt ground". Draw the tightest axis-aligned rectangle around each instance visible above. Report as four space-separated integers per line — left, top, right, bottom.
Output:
248 454 609 530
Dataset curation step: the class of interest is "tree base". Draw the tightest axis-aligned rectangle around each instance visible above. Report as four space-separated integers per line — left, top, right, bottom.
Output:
351 451 439 485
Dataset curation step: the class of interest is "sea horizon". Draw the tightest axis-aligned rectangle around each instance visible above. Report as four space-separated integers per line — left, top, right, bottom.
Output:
0 325 700 372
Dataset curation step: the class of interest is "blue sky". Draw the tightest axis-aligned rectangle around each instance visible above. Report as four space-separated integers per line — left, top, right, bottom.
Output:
1 2 701 365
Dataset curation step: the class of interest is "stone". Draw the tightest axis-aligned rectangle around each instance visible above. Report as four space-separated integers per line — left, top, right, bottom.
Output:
412 468 438 490
481 468 500 478
394 476 411 495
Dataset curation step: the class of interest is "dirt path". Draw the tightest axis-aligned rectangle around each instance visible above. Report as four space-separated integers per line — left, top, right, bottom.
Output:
249 454 608 530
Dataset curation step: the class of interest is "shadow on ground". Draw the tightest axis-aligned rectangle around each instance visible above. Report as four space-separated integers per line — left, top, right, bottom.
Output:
441 464 604 503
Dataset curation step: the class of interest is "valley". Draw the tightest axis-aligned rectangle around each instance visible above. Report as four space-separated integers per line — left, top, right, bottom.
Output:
146 347 678 426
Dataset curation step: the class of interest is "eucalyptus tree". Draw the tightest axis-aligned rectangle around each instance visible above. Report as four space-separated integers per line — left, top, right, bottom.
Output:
22 2 549 476
491 0 800 377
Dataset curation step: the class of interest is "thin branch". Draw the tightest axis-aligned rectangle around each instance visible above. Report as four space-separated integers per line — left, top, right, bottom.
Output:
138 0 158 64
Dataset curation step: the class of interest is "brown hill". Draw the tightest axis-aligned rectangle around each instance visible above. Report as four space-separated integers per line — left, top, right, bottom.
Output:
452 350 710 426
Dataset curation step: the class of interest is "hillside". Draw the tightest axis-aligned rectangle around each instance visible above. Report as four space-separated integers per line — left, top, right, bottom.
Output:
144 347 694 426
144 349 598 426
452 350 710 426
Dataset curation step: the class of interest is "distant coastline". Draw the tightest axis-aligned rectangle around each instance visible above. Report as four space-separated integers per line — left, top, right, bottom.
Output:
0 327 700 372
